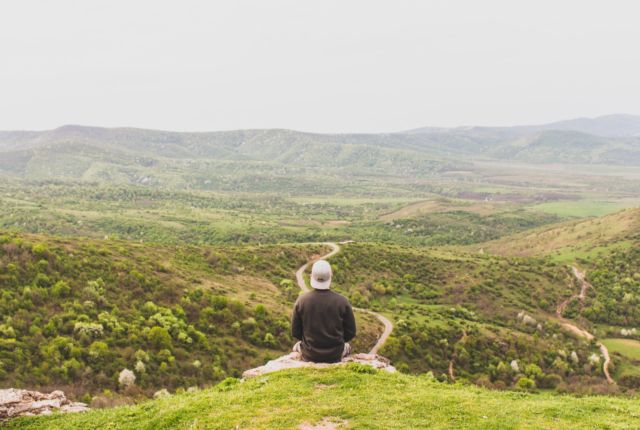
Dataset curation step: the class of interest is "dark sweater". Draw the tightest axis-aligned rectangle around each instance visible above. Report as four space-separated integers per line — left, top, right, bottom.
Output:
291 289 356 363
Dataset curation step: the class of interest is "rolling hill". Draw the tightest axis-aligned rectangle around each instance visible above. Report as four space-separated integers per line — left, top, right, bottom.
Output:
472 207 640 261
1 115 640 190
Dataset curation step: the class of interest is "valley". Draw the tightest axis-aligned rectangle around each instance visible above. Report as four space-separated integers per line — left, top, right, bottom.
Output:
1 116 640 415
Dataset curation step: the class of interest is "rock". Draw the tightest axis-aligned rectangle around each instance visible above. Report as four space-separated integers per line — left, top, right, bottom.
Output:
0 388 89 420
242 352 396 378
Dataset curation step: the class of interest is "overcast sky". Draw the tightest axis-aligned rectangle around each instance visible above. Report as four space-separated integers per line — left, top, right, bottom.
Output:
1 1 639 132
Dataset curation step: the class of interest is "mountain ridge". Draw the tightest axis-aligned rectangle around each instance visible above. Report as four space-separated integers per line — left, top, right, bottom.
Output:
1 115 640 188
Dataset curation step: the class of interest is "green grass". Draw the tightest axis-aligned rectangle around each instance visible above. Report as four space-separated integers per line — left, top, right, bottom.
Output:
528 200 629 218
10 367 640 430
602 339 640 360
549 241 633 263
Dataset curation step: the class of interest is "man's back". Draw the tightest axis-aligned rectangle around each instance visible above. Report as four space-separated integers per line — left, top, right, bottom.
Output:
291 289 356 363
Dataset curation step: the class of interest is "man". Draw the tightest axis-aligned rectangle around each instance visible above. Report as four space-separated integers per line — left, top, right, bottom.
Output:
291 259 356 363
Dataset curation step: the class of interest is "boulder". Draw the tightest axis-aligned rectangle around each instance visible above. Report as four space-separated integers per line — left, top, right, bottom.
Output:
242 352 396 378
0 388 89 420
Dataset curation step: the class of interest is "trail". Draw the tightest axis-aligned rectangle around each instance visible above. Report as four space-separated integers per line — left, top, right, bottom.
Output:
295 242 393 355
555 266 613 384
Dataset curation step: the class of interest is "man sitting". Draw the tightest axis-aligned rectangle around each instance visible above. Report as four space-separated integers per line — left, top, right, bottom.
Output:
291 259 356 363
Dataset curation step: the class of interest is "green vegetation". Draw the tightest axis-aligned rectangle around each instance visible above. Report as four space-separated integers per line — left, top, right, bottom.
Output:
9 367 640 430
602 339 640 360
2 120 640 424
528 200 631 218
327 243 609 392
0 231 380 400
583 247 640 327
350 210 560 246
0 182 565 247
475 208 640 261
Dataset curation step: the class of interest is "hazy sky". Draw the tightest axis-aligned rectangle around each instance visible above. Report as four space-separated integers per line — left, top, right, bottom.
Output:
1 0 639 132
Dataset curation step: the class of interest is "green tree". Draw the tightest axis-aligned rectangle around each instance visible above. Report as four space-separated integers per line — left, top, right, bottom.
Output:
148 327 172 350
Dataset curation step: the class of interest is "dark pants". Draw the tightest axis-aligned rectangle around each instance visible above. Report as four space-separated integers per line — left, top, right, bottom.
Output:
292 341 351 360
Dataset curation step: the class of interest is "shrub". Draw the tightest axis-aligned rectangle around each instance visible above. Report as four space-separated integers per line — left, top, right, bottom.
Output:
33 273 51 288
148 326 172 350
118 368 136 388
31 243 49 257
74 322 104 339
538 373 563 389
516 377 536 390
52 280 71 297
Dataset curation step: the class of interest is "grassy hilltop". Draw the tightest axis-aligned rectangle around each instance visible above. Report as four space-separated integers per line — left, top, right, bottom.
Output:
8 367 640 430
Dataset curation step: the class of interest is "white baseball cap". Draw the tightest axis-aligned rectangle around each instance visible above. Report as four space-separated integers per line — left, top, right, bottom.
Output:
310 260 332 290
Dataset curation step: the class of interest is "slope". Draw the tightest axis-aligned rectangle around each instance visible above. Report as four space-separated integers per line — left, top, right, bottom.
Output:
0 232 382 399
471 207 640 261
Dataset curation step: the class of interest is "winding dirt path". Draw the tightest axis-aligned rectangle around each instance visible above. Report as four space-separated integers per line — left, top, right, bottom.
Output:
295 242 393 355
555 266 613 384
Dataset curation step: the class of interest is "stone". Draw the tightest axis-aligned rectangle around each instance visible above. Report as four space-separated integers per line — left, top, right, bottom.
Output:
242 352 396 378
0 388 89 420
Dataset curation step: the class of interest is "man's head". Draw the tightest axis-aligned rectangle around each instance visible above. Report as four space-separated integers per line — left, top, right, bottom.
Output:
310 260 332 290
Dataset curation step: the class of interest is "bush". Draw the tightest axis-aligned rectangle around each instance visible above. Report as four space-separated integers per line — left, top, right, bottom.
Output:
52 280 71 297
148 327 172 350
31 243 49 257
515 377 536 391
118 368 136 388
538 373 563 389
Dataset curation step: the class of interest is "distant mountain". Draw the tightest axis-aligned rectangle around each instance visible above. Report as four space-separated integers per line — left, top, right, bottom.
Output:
0 126 449 186
406 114 640 138
403 114 640 164
524 114 640 137
0 115 639 187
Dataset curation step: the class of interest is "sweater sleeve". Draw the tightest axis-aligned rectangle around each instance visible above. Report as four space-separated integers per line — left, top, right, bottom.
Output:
291 299 303 340
343 302 357 342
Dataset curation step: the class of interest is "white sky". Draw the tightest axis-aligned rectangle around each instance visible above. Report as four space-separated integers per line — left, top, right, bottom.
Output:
1 0 639 132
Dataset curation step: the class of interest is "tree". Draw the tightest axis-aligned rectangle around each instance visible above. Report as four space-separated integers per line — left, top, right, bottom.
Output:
118 368 136 388
148 326 172 350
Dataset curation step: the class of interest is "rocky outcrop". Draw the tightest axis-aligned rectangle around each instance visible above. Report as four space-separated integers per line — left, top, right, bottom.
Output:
242 352 396 378
0 388 89 420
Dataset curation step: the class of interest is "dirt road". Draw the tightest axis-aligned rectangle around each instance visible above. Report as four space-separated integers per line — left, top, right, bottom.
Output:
295 242 393 355
555 266 613 384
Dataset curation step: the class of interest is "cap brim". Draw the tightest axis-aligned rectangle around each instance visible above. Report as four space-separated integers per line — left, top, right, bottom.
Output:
310 278 331 290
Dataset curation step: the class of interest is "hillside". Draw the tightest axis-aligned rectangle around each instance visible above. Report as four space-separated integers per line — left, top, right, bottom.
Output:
2 115 640 189
407 114 640 138
470 208 640 389
326 243 615 392
8 367 640 430
472 208 640 261
0 126 447 185
0 232 381 400
0 229 619 401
